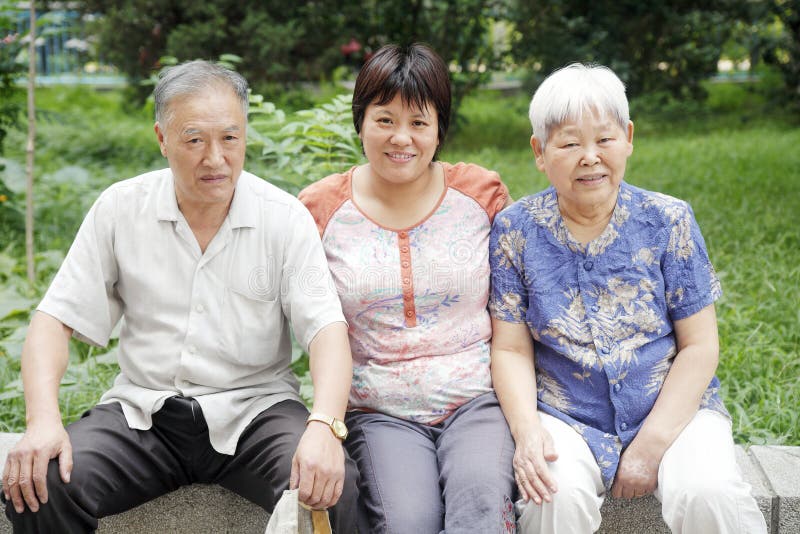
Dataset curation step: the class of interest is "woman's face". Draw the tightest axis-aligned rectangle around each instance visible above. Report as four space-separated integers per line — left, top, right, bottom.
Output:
360 94 439 187
532 111 634 215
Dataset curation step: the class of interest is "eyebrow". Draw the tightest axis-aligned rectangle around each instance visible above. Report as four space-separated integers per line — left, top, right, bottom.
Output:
181 125 241 136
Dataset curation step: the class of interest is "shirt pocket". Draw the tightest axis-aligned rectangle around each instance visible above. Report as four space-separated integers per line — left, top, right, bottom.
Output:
221 286 283 366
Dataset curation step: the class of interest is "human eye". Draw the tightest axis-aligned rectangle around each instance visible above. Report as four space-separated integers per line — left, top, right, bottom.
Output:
376 117 392 125
187 138 202 145
412 119 429 127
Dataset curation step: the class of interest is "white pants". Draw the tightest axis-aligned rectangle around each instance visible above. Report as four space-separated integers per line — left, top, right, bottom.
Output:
517 410 767 534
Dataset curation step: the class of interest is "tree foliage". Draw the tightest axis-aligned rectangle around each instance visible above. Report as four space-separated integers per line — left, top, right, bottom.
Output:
760 0 800 110
0 1 25 155
78 0 503 121
509 0 747 100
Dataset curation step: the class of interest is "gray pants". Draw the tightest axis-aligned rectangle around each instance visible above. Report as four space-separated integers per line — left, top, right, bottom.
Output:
3 398 358 534
346 392 516 534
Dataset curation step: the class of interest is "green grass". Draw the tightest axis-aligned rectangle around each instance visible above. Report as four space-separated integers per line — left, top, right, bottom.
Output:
1 82 798 446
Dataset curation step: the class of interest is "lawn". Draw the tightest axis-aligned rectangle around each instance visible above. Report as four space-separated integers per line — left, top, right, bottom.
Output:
0 82 798 445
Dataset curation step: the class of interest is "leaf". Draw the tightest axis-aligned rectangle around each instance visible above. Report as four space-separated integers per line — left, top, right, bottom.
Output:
0 286 35 321
0 158 25 194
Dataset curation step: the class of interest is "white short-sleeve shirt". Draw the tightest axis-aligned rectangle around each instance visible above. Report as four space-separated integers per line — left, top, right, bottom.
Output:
39 168 345 454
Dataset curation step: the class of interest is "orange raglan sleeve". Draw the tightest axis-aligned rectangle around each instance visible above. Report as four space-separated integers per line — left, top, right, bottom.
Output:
298 170 354 238
444 162 511 223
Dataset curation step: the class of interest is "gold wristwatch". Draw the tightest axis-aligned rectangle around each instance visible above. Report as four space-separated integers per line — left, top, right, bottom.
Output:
306 412 348 441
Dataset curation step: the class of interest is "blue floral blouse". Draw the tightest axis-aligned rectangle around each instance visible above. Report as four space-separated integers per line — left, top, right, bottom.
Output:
489 181 729 489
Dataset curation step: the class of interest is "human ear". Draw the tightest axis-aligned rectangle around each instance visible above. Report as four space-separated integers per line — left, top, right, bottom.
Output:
530 135 546 171
154 122 167 157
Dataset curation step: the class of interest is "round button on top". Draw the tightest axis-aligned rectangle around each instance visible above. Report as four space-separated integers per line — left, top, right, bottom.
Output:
591 305 600 313
195 304 204 313
620 422 628 431
613 383 622 393
583 260 594 271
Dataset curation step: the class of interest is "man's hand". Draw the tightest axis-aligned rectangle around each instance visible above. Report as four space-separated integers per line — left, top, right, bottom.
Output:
2 422 72 513
289 422 345 510
611 437 662 499
513 426 559 505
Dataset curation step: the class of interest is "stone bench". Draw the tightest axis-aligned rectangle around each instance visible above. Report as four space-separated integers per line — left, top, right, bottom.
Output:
1 432 798 533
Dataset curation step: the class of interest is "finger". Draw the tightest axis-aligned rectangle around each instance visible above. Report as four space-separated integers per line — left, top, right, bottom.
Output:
6 459 25 514
18 453 40 513
297 465 316 505
517 468 547 505
32 452 49 505
525 467 553 503
308 469 330 508
330 478 343 507
514 470 531 503
59 441 73 484
543 433 559 463
317 478 335 510
529 452 557 496
2 456 11 500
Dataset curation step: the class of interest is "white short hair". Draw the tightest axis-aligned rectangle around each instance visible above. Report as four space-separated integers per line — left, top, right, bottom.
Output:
529 63 629 148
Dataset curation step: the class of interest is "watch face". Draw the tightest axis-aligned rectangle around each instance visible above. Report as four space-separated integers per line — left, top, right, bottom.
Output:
332 419 348 439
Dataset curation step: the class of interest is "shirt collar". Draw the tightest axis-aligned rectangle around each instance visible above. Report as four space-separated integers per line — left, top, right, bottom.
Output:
155 169 257 228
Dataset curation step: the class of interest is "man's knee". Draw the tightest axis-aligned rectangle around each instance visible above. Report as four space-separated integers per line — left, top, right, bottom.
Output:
4 458 95 533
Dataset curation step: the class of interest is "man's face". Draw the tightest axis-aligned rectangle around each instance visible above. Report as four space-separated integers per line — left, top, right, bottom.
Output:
154 85 246 211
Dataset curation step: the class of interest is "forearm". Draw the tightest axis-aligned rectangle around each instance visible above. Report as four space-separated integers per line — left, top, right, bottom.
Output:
492 348 541 438
307 321 352 419
21 311 72 426
491 319 542 439
637 305 719 451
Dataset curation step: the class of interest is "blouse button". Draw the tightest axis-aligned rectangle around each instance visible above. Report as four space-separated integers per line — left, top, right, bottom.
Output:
403 278 411 285
613 383 622 393
601 346 610 355
405 310 413 317
399 231 408 239
591 305 600 313
401 246 409 253
583 260 594 271
401 261 410 268
620 422 628 431
195 304 205 313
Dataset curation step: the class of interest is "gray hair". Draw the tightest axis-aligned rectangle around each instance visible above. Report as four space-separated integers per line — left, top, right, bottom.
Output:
153 60 249 127
529 63 629 148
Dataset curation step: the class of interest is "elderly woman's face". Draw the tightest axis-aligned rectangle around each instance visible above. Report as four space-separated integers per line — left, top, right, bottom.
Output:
531 111 633 215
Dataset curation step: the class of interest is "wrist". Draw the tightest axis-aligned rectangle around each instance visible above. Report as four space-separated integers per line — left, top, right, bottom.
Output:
306 412 348 441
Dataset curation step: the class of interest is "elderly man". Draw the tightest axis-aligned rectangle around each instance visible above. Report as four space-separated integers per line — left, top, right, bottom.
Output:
1 60 357 533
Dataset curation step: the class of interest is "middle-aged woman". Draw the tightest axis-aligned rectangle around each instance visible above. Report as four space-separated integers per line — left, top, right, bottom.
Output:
489 63 767 533
300 43 517 533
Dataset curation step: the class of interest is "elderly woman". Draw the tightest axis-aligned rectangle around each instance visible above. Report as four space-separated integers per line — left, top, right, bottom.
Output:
300 43 516 533
489 63 767 534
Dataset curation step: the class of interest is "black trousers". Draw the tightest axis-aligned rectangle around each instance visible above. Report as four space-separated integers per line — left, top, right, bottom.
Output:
3 398 358 533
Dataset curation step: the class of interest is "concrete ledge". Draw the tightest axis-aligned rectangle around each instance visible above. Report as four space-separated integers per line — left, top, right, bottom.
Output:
1 432 797 533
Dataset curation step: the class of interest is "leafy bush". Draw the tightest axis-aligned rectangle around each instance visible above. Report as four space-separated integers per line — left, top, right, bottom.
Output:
247 92 363 195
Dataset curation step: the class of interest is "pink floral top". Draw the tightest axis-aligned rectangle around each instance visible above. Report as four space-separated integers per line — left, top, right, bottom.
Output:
300 163 509 423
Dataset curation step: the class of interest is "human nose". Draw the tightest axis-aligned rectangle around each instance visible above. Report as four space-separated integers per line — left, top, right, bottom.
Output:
580 145 600 166
203 140 225 167
389 125 412 146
